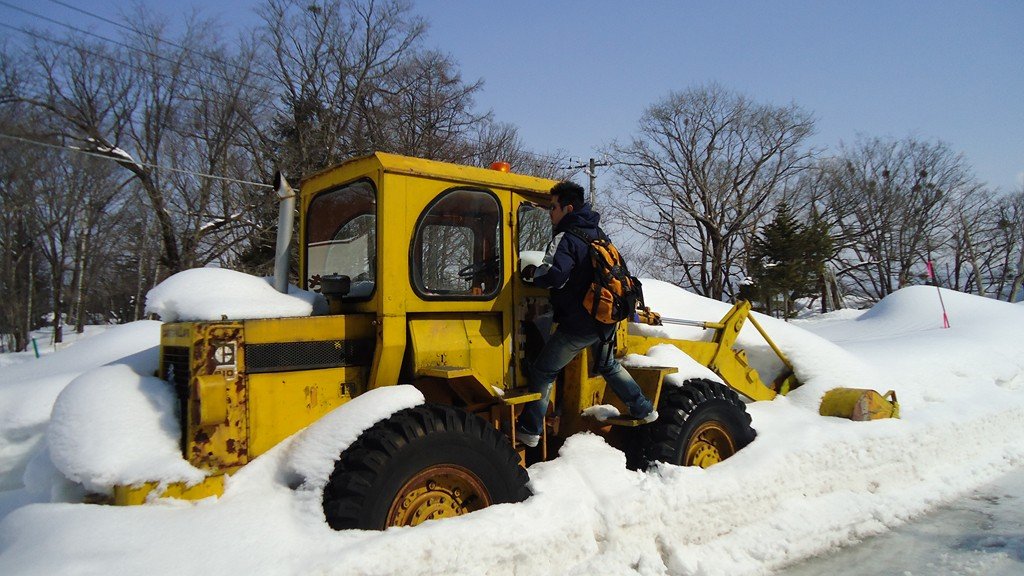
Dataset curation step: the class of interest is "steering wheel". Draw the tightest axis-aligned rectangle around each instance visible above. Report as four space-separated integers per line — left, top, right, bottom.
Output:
457 257 498 279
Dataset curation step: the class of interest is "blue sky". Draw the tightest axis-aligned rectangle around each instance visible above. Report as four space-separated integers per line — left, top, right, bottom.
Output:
5 0 1022 192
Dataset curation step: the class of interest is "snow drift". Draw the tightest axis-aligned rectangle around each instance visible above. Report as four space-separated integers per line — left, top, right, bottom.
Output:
0 278 1022 576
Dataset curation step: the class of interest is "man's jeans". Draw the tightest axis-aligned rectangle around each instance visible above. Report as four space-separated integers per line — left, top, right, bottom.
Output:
519 328 654 436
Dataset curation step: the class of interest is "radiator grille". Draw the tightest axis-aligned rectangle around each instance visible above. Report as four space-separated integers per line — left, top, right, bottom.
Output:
245 339 374 373
161 346 192 391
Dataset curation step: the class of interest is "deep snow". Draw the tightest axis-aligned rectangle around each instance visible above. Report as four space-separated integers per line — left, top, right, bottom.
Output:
0 271 1022 576
778 465 1024 576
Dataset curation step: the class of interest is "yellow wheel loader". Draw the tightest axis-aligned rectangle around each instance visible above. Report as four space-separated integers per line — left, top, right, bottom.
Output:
117 152 891 529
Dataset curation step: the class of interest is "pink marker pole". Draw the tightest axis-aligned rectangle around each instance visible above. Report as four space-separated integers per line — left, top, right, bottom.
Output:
927 260 950 328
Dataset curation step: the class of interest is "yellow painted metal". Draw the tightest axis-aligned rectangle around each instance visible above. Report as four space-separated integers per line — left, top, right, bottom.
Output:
196 374 228 426
499 388 542 405
171 322 249 472
113 474 226 505
559 346 677 434
160 322 193 348
409 315 507 392
243 314 375 344
247 367 360 457
820 388 900 420
161 315 379 477
623 301 779 402
420 366 500 406
244 315 376 456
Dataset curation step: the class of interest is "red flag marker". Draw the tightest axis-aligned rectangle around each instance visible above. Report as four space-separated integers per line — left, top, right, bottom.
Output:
927 260 950 328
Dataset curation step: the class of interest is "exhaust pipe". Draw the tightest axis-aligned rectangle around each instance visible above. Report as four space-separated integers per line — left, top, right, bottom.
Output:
273 171 296 294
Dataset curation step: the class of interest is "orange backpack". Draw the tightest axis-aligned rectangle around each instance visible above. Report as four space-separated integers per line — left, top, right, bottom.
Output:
568 227 644 325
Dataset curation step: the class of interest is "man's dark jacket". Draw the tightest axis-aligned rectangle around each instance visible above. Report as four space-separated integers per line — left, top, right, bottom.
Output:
531 203 608 335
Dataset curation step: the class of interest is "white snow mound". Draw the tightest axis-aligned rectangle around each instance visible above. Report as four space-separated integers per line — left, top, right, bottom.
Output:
145 268 322 322
47 364 205 493
286 385 425 494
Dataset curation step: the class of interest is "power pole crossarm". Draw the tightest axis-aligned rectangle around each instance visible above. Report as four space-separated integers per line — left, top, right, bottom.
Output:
564 157 611 205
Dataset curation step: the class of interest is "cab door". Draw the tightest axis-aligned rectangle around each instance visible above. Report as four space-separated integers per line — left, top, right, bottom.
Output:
511 194 554 389
406 186 510 396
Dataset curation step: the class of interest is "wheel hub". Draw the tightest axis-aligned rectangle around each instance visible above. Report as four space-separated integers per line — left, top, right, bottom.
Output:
685 421 736 468
386 465 491 527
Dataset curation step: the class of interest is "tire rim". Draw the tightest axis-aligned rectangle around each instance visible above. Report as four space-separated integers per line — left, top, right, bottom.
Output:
685 421 736 468
386 465 492 527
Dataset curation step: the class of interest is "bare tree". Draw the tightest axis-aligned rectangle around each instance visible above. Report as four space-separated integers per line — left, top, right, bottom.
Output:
824 136 982 301
259 0 427 177
0 122 45 351
990 189 1024 301
608 83 815 300
360 50 488 160
5 8 270 275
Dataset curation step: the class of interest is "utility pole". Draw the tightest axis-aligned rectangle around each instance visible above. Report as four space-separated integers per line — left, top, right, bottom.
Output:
565 157 611 205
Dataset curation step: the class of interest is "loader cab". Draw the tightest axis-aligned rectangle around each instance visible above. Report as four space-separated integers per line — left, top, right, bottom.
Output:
298 153 558 396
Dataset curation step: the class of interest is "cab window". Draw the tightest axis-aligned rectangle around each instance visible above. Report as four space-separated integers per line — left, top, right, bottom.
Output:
412 189 501 299
517 202 552 258
305 180 376 299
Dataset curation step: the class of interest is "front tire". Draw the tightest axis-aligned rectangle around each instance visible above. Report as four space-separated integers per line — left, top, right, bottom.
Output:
322 403 530 530
637 378 756 469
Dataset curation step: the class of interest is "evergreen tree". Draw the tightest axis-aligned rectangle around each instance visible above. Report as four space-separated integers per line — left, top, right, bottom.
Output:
747 204 832 318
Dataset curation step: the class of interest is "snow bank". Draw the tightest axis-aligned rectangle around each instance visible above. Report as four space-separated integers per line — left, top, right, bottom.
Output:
1 282 1024 576
47 364 205 493
145 268 324 322
0 321 161 492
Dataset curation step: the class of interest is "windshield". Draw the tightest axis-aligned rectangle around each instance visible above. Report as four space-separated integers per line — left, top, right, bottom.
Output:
305 180 376 299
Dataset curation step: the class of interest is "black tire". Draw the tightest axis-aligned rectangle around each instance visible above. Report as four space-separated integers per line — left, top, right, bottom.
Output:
636 378 756 469
322 403 531 530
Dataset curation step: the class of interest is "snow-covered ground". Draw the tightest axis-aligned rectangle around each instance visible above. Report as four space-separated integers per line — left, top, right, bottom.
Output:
777 465 1024 576
0 272 1022 575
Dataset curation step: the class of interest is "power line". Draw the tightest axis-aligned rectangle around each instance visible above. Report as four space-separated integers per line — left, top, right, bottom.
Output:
1 4 579 172
0 0 277 102
42 0 280 87
0 21 274 116
0 132 274 189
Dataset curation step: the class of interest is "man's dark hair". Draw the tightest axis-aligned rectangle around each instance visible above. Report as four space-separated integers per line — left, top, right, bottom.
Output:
551 181 586 210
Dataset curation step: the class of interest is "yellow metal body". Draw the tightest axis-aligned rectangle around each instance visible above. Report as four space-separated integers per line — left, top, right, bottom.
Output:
820 388 900 420
127 152 809 504
112 474 226 505
623 301 784 403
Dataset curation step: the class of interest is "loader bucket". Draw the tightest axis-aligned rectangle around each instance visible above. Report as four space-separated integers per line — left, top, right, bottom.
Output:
819 388 899 421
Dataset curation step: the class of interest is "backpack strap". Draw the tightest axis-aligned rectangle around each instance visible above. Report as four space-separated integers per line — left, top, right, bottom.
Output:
565 226 601 318
566 225 593 244
566 225 611 244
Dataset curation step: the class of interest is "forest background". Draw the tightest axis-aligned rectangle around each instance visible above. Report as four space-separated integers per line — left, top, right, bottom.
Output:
1 0 1022 352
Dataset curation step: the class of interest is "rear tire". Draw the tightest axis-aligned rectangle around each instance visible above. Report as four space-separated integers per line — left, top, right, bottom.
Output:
637 378 756 469
322 403 530 530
